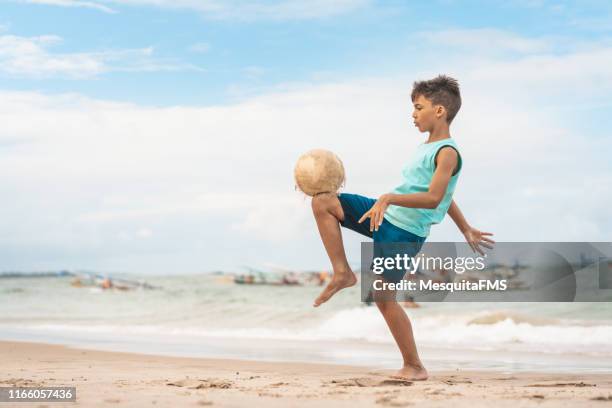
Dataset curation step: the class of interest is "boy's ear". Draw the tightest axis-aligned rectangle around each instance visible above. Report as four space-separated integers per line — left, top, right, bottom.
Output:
435 105 445 118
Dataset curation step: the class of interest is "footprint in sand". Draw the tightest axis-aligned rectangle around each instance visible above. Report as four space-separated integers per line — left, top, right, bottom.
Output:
268 382 291 387
327 390 349 395
375 395 412 407
166 378 232 389
442 378 472 385
103 398 121 404
526 382 596 388
257 391 282 398
0 378 45 387
331 377 413 387
427 389 463 397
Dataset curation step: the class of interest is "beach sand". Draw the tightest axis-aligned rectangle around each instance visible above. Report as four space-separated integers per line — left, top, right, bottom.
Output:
1 341 611 407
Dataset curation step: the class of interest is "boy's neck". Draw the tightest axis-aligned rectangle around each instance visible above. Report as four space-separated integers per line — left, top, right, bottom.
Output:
426 124 451 144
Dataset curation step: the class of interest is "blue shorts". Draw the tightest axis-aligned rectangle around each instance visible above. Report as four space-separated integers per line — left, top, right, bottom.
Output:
338 193 426 283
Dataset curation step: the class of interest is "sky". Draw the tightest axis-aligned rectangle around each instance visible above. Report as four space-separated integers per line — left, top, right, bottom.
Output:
1 0 611 274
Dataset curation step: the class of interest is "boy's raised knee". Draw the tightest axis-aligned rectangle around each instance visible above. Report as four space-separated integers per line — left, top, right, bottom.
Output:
311 194 325 216
311 193 341 218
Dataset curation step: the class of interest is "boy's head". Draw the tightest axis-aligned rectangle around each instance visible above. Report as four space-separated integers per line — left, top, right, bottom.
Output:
411 75 461 132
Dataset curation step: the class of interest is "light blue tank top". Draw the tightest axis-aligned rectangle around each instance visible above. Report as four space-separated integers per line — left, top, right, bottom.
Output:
384 138 462 237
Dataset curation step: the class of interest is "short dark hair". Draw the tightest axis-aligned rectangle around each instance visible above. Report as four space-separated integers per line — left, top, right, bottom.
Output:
411 75 461 124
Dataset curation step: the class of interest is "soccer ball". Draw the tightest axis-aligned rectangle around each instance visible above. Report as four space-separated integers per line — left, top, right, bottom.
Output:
294 149 345 196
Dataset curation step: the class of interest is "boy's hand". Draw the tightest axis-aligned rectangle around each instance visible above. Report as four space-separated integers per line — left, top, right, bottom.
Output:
463 227 495 255
358 194 391 232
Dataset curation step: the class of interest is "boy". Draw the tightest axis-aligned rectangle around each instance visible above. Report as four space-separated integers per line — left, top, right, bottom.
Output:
310 75 494 380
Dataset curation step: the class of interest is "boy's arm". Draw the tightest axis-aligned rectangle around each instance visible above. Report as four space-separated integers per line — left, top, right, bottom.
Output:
358 147 457 232
447 199 469 233
448 200 495 255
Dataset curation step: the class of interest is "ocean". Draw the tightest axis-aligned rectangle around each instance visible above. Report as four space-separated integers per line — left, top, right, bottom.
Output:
1 274 611 373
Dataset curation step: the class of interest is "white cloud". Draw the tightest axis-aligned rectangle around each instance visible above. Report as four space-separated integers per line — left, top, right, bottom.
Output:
419 29 552 55
18 0 371 19
0 34 105 78
1 29 611 272
189 42 210 53
0 34 201 79
21 0 117 13
465 47 612 90
243 66 265 79
410 29 612 105
567 15 612 32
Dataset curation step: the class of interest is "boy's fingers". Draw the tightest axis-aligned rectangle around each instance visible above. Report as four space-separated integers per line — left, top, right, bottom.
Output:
469 241 480 255
358 211 370 224
482 232 494 236
483 237 495 244
480 242 494 249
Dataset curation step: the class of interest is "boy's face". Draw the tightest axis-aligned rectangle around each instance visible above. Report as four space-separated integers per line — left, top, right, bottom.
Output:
412 94 445 133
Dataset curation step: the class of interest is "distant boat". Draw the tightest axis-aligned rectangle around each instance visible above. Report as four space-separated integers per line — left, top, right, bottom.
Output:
0 270 73 278
233 267 302 286
70 272 159 291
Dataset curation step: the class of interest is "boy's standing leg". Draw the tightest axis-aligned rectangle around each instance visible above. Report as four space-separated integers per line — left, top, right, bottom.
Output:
310 193 357 307
375 292 428 380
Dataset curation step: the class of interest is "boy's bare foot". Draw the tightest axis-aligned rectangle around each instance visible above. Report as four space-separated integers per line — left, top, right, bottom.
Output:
391 364 428 381
313 272 357 307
